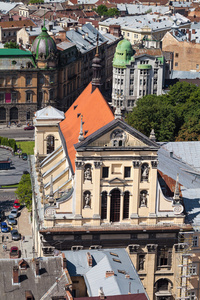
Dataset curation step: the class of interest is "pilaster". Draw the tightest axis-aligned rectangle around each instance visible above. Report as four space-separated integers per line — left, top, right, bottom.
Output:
149 160 158 216
131 160 141 218
92 161 102 226
74 161 84 218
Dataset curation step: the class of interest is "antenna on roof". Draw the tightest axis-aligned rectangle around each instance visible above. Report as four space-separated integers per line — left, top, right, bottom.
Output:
78 115 85 142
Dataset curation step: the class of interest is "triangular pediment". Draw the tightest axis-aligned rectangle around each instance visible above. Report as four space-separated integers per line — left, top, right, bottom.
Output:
75 119 159 151
108 177 126 185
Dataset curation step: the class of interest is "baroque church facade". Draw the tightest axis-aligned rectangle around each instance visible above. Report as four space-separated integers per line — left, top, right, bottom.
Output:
31 40 194 300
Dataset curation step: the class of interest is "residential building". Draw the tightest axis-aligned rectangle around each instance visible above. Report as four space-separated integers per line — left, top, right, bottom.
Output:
99 13 191 45
112 39 164 112
0 25 81 124
64 248 148 298
0 256 72 300
0 19 36 43
66 23 120 91
162 25 200 72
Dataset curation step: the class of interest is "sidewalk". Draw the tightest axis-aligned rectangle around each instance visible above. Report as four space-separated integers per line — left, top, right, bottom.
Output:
18 207 33 258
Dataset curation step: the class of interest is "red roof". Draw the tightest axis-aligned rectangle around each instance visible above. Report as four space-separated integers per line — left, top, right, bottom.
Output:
60 83 114 173
75 294 148 300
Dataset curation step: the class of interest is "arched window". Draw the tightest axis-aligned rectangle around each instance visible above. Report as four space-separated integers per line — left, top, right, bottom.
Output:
101 191 107 220
10 107 18 121
47 135 55 154
0 107 6 120
123 191 129 219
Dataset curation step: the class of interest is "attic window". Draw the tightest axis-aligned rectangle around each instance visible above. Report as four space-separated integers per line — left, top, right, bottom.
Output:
118 270 126 274
77 113 81 118
84 130 88 135
12 60 17 65
113 258 121 263
110 252 119 257
74 105 78 110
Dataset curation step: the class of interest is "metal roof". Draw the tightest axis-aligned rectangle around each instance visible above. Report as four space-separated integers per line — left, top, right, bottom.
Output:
0 1 23 14
171 70 200 79
63 249 147 297
0 49 32 56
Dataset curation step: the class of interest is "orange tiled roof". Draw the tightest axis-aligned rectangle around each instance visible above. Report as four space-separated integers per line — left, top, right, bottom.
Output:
60 83 114 173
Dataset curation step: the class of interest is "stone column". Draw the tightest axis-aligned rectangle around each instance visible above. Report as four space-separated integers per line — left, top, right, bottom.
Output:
120 192 124 222
149 160 158 217
107 193 111 222
146 244 157 300
130 161 141 222
74 161 84 221
92 161 102 226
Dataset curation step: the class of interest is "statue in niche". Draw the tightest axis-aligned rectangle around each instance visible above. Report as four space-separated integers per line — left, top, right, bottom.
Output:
139 255 145 271
141 164 149 181
140 192 147 207
84 167 91 181
84 192 91 208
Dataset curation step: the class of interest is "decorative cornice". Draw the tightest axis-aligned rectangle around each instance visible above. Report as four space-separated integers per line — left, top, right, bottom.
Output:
147 244 158 253
151 160 158 168
133 161 141 168
94 161 102 169
75 161 85 170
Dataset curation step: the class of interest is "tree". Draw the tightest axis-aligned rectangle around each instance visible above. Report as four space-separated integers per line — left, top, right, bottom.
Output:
96 5 108 16
126 82 200 142
29 0 44 3
106 8 120 17
15 174 32 211
4 41 19 49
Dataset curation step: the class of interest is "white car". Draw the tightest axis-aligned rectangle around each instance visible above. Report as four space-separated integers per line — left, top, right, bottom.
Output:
10 208 18 218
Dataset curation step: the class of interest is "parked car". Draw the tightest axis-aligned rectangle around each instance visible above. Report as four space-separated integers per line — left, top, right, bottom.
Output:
10 208 18 218
22 153 28 160
0 210 5 221
10 246 20 258
24 126 34 130
13 200 20 210
1 222 9 233
11 229 21 241
7 215 17 225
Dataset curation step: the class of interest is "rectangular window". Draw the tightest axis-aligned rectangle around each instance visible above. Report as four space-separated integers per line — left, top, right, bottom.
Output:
130 69 134 74
118 69 120 74
139 90 142 96
127 33 129 37
187 291 196 300
175 62 178 67
11 93 17 102
102 167 109 178
121 69 124 74
189 264 197 275
175 53 179 57
50 74 54 83
154 69 158 74
26 76 32 86
124 167 131 178
193 236 198 247
121 79 123 85
140 79 142 85
26 92 32 103
0 93 4 103
12 77 17 86
196 64 199 69
121 90 123 95
129 90 133 96
118 79 120 84
130 79 134 85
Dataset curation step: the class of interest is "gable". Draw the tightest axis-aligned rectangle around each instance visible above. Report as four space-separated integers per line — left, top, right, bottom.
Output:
75 119 159 151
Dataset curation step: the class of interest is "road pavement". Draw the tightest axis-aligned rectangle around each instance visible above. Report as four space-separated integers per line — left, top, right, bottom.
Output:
0 207 33 259
0 126 34 140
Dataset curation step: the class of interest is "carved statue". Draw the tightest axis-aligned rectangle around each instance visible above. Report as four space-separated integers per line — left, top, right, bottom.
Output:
139 256 145 270
84 167 91 181
84 193 91 208
141 164 149 181
140 192 147 207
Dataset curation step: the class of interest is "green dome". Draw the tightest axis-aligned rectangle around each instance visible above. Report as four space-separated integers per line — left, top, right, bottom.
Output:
31 26 57 60
113 39 135 68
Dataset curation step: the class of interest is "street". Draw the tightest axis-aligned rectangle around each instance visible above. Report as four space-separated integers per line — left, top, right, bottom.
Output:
0 127 34 140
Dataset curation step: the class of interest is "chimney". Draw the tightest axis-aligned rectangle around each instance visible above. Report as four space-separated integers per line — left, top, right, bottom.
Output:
98 287 105 300
86 252 93 267
25 290 34 300
30 26 32 31
9 14 13 21
186 29 189 33
62 253 67 269
170 151 173 158
35 259 40 276
105 271 114 278
192 29 195 34
13 266 19 284
188 31 191 42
